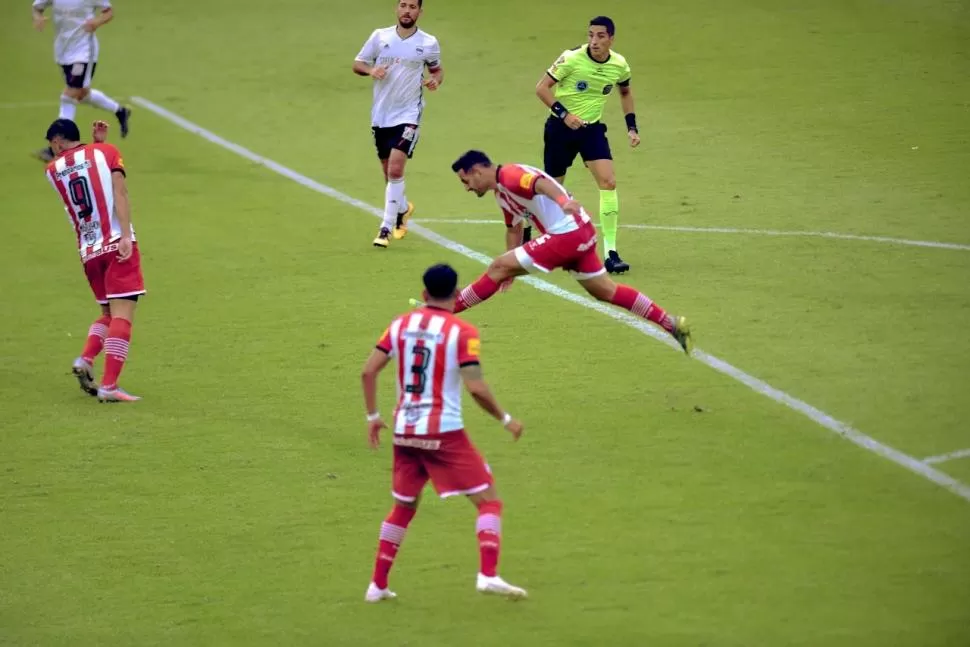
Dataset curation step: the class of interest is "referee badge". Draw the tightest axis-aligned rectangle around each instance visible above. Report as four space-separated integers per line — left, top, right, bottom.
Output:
576 80 588 91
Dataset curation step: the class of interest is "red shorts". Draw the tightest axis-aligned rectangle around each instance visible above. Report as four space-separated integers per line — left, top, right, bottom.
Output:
82 243 146 305
514 222 605 280
391 430 493 502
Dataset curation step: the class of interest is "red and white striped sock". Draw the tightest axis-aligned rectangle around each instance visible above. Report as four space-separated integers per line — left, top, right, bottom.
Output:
454 274 501 313
80 314 112 364
372 504 416 589
476 500 503 577
611 284 675 332
101 318 133 390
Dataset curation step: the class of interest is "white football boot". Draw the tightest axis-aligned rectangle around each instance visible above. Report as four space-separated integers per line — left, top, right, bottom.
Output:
364 582 397 603
476 573 527 600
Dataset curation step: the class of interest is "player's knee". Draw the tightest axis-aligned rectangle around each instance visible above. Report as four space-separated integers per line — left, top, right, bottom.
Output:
65 87 85 100
387 159 406 180
598 176 617 191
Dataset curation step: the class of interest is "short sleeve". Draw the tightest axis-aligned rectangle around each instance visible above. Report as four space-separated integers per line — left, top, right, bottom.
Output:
355 30 381 65
617 60 632 86
376 324 395 356
497 165 539 200
457 324 481 367
547 49 575 82
424 37 441 71
95 143 125 175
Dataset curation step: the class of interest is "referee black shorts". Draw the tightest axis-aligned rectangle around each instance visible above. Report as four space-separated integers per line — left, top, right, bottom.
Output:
542 116 613 178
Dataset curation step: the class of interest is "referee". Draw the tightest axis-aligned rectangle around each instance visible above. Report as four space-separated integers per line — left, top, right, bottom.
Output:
534 16 640 274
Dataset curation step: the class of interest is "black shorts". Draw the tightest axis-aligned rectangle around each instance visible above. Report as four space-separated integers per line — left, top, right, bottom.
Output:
542 116 612 178
60 62 97 89
372 123 420 161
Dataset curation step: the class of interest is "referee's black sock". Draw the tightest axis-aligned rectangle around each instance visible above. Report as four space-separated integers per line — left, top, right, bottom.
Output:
522 227 532 243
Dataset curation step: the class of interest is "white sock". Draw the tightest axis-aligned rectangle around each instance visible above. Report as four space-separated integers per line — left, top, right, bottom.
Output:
83 89 120 113
58 94 78 120
383 178 405 230
399 192 409 214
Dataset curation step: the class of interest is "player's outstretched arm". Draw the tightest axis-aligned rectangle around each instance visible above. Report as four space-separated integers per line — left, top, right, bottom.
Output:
361 349 392 447
460 364 523 440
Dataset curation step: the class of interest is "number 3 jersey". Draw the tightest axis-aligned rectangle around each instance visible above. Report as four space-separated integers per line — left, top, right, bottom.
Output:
376 306 481 436
45 143 135 260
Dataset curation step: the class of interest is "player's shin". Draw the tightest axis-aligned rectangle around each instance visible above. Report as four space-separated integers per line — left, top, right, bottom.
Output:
599 189 620 253
383 178 406 231
83 89 120 113
58 93 78 120
476 500 503 577
372 503 417 589
81 314 112 363
101 318 133 390
454 274 502 313
611 284 676 332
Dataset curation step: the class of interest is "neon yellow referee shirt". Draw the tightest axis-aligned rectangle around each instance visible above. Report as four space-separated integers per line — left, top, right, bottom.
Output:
547 44 632 124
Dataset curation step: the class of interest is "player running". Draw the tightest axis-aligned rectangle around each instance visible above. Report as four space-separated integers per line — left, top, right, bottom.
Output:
31 0 132 163
360 263 527 602
449 150 692 354
353 0 443 248
534 16 638 274
44 118 145 402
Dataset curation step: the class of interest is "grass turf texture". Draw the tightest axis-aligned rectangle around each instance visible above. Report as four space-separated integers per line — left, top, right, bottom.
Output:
1 0 968 645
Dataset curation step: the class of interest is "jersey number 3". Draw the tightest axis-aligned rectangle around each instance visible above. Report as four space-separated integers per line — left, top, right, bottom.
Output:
405 345 432 394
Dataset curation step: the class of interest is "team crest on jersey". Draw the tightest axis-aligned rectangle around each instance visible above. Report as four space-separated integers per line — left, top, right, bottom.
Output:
576 80 589 91
416 46 424 54
519 173 536 190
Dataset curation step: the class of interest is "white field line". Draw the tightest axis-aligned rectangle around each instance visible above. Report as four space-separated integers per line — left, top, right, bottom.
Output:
924 449 970 465
412 219 970 252
130 96 970 505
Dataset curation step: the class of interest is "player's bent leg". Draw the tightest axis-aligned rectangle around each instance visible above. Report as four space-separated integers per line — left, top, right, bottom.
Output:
98 297 140 402
387 150 414 241
366 498 419 603
73 304 112 397
466 489 527 600
586 158 629 274
454 252 528 314
580 275 693 354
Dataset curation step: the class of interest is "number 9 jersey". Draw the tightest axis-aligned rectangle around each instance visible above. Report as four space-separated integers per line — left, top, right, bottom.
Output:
376 306 481 437
45 143 134 259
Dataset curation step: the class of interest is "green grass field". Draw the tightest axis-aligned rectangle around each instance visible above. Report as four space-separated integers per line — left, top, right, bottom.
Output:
2 1 969 645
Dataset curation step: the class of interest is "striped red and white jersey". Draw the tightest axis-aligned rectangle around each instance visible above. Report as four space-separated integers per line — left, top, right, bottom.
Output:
45 143 135 260
494 163 592 236
376 306 481 436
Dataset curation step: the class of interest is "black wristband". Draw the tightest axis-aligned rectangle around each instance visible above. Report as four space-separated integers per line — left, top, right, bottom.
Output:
625 113 638 132
552 102 569 120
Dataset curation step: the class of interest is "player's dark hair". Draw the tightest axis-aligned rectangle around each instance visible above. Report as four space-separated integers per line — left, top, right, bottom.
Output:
589 16 615 36
423 264 459 299
451 150 492 173
46 118 80 142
